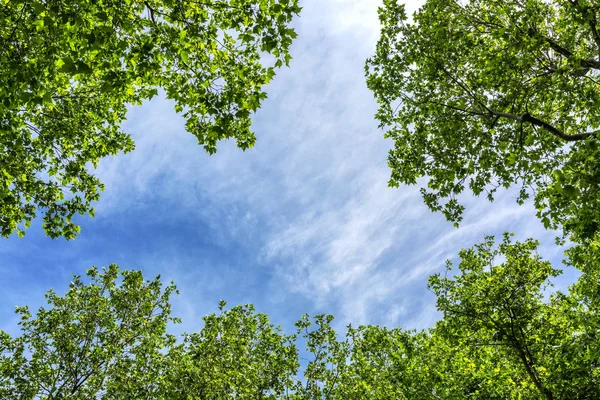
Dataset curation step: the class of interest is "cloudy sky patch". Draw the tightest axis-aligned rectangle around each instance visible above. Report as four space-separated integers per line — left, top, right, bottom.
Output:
0 0 576 337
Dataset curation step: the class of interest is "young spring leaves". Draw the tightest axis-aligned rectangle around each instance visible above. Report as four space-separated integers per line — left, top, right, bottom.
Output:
1 245 598 399
430 234 600 399
166 302 299 399
367 0 600 241
0 0 301 239
0 265 179 398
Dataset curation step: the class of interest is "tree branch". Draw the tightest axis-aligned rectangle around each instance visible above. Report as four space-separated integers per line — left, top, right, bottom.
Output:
568 0 600 57
529 28 600 70
588 18 600 57
505 308 553 400
424 99 597 142
488 110 597 141
144 2 157 24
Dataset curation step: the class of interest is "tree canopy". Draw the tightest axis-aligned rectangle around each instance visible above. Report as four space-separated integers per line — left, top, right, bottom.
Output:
3 0 600 398
0 0 300 239
0 265 179 398
2 236 598 398
366 0 600 242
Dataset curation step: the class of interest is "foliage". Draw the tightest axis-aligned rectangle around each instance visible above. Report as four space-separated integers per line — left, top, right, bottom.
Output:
0 0 301 239
166 301 299 399
0 265 178 399
4 0 600 398
366 0 600 241
430 234 600 399
2 239 598 399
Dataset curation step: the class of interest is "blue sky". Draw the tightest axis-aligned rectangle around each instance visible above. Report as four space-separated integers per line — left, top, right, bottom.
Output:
0 0 579 337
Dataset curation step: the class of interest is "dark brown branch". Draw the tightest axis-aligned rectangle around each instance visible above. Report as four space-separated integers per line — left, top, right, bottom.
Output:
568 0 600 57
426 100 596 142
144 2 158 24
548 37 600 69
534 30 600 70
542 34 574 59
489 110 597 141
404 47 597 143
504 307 551 400
588 18 600 57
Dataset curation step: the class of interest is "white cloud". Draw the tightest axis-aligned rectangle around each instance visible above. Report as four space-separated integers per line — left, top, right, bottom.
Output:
80 0 568 333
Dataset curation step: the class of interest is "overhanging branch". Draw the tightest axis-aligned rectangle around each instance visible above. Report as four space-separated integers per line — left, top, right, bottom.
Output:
429 101 596 142
488 110 596 141
528 27 600 70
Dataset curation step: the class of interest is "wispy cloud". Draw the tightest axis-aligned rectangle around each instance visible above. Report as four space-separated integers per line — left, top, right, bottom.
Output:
1 0 574 337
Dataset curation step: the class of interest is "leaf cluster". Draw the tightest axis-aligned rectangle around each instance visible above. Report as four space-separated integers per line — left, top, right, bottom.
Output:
0 0 300 239
366 0 600 240
2 241 599 399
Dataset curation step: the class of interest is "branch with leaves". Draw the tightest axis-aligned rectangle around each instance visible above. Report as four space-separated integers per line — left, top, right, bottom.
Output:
367 0 600 241
0 0 301 239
